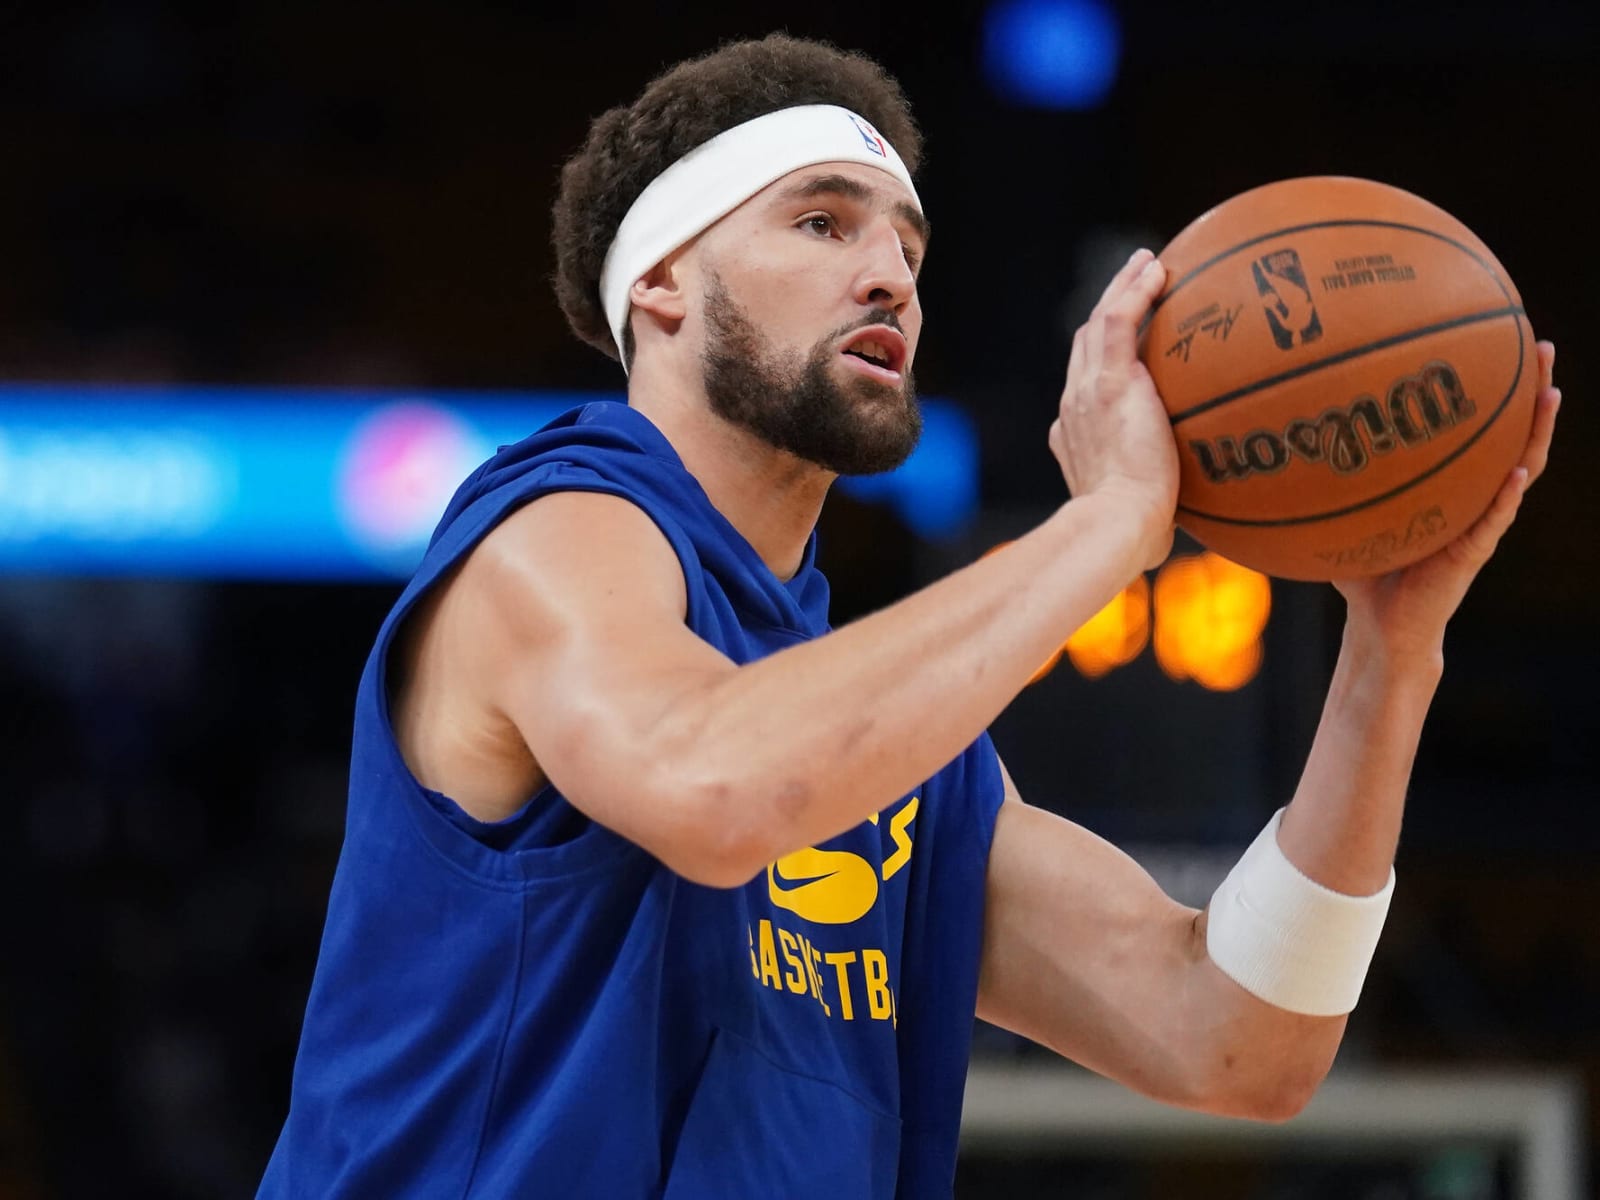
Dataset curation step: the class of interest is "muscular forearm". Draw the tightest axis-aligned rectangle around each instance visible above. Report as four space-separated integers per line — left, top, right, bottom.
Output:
1276 620 1443 895
660 493 1158 879
1103 626 1443 1116
977 801 1342 1122
980 342 1554 1116
973 624 1444 1121
1174 623 1443 1116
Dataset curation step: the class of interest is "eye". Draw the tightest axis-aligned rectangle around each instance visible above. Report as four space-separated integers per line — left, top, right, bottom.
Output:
800 213 838 237
902 244 922 273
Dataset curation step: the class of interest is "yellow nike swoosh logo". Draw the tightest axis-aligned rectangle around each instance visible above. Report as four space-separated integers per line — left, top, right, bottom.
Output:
768 866 840 892
767 846 879 925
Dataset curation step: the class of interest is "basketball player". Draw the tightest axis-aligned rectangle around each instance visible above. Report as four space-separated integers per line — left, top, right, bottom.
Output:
258 34 1559 1198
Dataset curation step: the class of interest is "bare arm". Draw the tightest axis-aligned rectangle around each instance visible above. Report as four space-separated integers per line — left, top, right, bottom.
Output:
972 664 1405 1122
1284 342 1558 891
976 344 1560 1120
448 482 1155 887
418 249 1179 887
977 788 1338 1121
974 613 1492 1121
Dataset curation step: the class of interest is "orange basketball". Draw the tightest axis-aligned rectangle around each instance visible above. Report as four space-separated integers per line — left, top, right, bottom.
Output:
1139 176 1537 581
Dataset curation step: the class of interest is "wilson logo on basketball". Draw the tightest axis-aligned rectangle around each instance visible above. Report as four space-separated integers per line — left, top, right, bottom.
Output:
1188 360 1477 483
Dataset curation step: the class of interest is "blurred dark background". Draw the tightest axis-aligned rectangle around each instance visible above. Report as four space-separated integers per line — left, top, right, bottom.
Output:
0 2 1596 1197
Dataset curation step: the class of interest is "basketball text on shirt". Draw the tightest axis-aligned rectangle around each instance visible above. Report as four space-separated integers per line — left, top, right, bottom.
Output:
746 795 919 1025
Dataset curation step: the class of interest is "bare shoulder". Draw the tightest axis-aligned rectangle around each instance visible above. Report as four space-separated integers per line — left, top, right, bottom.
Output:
463 489 690 635
390 489 694 822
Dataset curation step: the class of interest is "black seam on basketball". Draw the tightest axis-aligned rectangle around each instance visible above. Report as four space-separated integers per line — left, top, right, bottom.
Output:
1146 218 1518 323
1176 314 1529 528
1167 304 1525 426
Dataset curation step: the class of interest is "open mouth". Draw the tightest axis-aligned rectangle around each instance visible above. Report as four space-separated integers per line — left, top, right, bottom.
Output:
840 326 907 376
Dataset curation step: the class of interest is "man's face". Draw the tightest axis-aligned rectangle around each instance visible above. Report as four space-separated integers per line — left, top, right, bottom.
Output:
692 161 929 476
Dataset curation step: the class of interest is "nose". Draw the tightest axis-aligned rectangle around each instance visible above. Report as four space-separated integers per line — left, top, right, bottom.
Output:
852 219 918 314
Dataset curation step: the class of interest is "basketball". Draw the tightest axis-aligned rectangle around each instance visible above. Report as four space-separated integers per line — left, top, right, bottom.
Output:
1139 176 1537 581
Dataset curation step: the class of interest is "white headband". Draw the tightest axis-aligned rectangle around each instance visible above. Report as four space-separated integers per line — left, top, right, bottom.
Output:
598 104 922 371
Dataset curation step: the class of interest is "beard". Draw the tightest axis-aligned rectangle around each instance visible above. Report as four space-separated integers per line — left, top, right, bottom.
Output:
699 271 922 476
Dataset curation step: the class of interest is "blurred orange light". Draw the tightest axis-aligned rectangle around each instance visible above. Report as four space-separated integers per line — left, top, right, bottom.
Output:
1152 552 1271 691
985 540 1150 684
984 543 1266 687
1063 574 1151 678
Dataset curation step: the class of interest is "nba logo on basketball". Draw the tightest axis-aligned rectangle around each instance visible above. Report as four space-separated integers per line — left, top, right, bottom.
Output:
848 113 888 157
1252 248 1323 350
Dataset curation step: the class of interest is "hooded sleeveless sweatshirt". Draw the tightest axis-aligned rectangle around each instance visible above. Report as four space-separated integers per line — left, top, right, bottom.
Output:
259 401 1004 1198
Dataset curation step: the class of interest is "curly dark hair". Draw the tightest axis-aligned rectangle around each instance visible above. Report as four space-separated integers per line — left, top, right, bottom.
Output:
550 33 922 367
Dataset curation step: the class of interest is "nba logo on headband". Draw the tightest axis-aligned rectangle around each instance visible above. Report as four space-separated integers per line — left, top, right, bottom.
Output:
848 113 888 158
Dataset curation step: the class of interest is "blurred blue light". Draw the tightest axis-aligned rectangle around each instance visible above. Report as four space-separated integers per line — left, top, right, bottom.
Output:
836 401 977 539
0 386 978 581
983 0 1121 111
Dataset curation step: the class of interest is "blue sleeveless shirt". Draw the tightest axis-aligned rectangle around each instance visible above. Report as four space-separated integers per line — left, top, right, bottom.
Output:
259 401 1005 1198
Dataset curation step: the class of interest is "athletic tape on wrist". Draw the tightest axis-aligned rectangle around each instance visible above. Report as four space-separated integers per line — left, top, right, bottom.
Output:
1205 809 1395 1017
599 104 922 370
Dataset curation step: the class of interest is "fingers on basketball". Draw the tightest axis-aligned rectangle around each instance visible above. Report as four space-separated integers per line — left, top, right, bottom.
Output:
1092 257 1165 376
1520 385 1560 486
1093 249 1156 318
1452 374 1558 568
1136 176 1540 582
1449 466 1529 568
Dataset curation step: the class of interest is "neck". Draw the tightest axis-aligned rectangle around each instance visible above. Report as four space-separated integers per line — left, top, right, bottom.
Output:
628 376 832 583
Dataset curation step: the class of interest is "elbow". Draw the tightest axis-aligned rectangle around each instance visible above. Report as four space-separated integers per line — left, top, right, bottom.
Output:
1193 1050 1329 1124
640 763 775 890
549 702 782 888
667 825 768 890
1234 1072 1321 1124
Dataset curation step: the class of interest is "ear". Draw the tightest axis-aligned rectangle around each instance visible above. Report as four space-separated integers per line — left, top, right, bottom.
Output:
629 253 689 325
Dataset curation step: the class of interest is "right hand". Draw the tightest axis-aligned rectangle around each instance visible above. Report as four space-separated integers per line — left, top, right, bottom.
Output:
1050 248 1180 569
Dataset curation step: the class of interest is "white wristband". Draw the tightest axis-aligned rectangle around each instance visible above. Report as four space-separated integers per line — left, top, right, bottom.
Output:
1205 809 1395 1017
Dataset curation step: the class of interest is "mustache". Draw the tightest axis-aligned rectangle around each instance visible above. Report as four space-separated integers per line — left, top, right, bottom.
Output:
831 309 905 340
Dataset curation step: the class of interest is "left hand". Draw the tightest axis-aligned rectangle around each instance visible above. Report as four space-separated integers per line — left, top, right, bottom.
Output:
1333 339 1561 659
